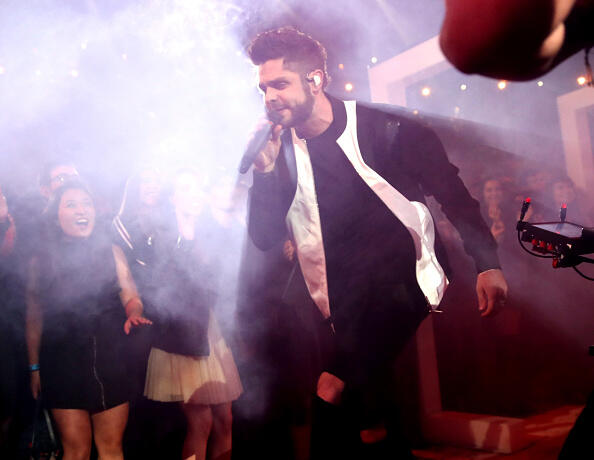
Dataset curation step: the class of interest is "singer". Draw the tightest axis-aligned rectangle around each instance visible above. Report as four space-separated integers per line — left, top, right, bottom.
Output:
245 27 508 459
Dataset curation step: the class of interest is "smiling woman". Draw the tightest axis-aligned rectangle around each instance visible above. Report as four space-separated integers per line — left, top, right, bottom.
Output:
25 179 151 460
57 188 96 238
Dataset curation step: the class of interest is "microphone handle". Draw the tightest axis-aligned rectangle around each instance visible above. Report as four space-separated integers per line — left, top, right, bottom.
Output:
239 124 273 174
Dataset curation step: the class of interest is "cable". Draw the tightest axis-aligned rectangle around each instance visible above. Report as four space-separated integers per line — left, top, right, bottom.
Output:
573 265 594 281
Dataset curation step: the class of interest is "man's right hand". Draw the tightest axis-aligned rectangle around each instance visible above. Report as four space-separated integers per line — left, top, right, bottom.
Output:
253 121 283 173
30 371 41 399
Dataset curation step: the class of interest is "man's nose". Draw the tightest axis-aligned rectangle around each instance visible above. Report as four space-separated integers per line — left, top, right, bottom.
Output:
264 88 278 104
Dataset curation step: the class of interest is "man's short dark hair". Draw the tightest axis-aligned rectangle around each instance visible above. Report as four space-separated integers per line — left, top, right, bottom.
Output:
248 26 330 88
39 160 77 188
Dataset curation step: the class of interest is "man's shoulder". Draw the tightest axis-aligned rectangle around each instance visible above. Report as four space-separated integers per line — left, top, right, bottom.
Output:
354 100 433 134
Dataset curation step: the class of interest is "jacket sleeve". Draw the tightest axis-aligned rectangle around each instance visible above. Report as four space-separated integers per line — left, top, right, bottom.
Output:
247 168 291 251
402 120 500 273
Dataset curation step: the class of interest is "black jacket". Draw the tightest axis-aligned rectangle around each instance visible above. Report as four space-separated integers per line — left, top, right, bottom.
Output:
248 96 500 278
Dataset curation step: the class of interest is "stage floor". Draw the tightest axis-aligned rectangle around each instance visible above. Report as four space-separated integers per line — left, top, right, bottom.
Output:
413 406 582 459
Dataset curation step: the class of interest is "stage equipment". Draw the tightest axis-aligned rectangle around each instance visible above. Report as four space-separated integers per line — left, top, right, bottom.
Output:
516 198 594 280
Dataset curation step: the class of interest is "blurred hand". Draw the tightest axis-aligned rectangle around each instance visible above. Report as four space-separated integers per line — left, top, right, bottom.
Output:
30 371 41 399
317 371 345 405
488 205 502 221
124 314 152 335
490 219 505 242
283 239 296 262
476 268 508 317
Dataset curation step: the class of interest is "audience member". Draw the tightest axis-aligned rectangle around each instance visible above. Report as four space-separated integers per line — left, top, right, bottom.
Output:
515 168 552 222
113 166 169 459
12 161 79 269
113 167 166 391
142 169 243 460
548 175 594 225
25 179 151 460
479 177 516 244
0 184 22 458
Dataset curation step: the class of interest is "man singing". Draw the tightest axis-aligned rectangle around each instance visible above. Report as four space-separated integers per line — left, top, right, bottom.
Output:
245 27 508 459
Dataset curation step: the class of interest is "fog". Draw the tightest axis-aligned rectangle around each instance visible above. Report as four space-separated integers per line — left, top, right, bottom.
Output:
0 0 593 435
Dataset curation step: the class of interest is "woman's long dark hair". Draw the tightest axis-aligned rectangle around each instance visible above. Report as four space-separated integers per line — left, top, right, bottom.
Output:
37 179 117 298
43 178 95 243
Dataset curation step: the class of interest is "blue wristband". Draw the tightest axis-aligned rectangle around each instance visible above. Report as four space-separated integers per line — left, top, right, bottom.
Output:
29 363 40 371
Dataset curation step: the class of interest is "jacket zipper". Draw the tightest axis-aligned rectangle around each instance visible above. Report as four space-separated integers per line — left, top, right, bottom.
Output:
92 335 107 411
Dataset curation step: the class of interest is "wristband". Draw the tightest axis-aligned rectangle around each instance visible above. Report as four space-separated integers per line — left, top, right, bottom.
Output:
29 363 40 372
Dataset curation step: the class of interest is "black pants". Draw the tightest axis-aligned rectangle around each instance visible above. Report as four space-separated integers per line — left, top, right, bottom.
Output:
329 276 429 430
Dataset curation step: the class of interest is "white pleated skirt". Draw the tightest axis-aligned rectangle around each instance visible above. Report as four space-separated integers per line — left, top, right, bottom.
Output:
144 311 243 404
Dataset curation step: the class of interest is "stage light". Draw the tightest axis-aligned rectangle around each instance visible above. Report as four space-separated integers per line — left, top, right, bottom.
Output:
371 56 378 64
345 82 354 92
497 80 507 90
70 69 79 78
0 66 5 75
454 106 460 114
35 69 42 76
122 53 128 60
421 86 431 97
80 42 87 50
577 76 587 86
460 84 467 91
537 80 544 87
413 109 419 115
338 63 344 70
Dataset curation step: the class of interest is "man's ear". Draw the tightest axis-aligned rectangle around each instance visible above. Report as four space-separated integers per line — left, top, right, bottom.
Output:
306 70 324 92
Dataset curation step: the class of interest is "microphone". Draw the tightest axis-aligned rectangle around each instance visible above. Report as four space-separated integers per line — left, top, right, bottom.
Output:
238 123 273 174
238 112 282 174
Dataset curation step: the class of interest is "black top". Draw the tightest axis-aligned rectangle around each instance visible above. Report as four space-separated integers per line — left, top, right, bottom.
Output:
249 95 499 276
38 233 123 346
118 211 220 357
37 232 130 412
305 97 419 318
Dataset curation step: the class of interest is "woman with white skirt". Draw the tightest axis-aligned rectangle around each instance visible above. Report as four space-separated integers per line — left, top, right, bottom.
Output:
142 169 242 460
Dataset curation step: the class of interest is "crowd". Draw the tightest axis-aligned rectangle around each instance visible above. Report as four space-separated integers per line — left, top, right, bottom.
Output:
1 156 592 460
434 165 594 251
0 162 248 460
476 168 593 246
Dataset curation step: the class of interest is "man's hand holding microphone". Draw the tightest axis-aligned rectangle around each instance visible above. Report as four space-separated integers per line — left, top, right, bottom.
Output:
238 113 283 174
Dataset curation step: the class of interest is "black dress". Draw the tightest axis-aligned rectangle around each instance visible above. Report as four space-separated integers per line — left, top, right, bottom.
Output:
38 235 129 413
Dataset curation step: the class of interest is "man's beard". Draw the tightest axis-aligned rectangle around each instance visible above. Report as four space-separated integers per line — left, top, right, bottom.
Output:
271 89 315 128
290 90 315 127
